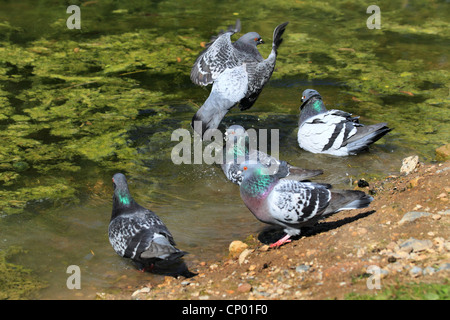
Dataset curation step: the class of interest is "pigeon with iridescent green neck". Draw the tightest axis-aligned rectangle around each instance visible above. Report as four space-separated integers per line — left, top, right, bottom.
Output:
238 162 373 247
297 89 392 156
222 125 323 185
109 173 194 277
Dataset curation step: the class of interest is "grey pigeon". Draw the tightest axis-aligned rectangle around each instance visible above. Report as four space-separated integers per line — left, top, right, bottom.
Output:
238 162 373 247
191 20 289 136
222 125 323 185
109 173 194 277
297 89 392 156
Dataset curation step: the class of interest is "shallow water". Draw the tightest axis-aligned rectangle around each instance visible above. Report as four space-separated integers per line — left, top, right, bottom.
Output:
0 0 448 299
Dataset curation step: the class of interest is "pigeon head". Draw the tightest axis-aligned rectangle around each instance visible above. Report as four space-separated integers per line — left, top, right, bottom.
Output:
301 89 321 104
299 88 326 119
237 32 264 47
112 173 135 207
238 162 276 198
225 125 247 141
224 125 248 163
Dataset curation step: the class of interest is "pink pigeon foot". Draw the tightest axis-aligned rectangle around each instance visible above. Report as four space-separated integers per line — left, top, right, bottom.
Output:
269 234 292 248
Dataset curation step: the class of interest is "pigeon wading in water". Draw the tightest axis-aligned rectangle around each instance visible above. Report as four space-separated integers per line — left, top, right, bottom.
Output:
191 20 289 137
222 125 323 185
297 89 392 156
238 162 373 247
109 173 195 277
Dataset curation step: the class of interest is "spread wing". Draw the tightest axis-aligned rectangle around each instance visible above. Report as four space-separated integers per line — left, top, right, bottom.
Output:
191 30 242 86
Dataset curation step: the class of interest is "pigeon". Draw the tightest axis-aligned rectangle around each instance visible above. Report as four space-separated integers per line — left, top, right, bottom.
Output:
109 173 194 277
191 20 289 136
238 162 373 247
222 125 323 185
297 89 392 156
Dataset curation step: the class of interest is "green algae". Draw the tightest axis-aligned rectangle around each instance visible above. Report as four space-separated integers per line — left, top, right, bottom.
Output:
0 27 198 216
0 247 46 299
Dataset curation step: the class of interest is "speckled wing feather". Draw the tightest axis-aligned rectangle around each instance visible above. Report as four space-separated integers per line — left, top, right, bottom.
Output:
266 180 331 231
191 32 242 86
108 209 177 260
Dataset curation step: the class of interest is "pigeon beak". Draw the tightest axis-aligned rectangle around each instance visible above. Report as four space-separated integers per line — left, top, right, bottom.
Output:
237 170 242 175
258 38 265 45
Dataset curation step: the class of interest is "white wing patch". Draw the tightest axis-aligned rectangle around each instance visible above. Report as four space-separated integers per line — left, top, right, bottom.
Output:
298 110 357 156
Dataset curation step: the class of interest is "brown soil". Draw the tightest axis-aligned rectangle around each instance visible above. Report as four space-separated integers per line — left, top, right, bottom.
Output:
102 160 449 300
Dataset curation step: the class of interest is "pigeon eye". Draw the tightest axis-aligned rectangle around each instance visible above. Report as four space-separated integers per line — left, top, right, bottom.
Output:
243 166 248 171
302 96 306 100
254 37 258 41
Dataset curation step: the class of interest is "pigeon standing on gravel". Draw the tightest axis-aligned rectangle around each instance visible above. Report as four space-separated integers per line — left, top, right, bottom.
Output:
191 20 289 136
238 162 373 248
222 125 323 185
109 173 194 277
297 89 392 156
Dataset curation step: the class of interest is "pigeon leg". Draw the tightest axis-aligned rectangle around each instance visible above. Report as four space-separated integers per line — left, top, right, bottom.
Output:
269 234 292 248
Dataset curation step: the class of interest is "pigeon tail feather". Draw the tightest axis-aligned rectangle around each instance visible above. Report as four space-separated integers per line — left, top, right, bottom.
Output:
287 166 323 181
272 22 289 53
346 124 392 155
325 190 373 215
140 234 188 261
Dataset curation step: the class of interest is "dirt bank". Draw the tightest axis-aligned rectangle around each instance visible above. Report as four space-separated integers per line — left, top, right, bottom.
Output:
101 159 449 300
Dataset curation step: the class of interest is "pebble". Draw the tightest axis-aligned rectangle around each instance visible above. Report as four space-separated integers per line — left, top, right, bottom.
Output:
238 249 252 265
295 264 310 273
229 241 248 258
409 266 422 277
400 155 419 175
422 266 436 276
131 287 151 297
399 237 433 253
398 211 431 224
438 263 450 272
237 282 252 293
